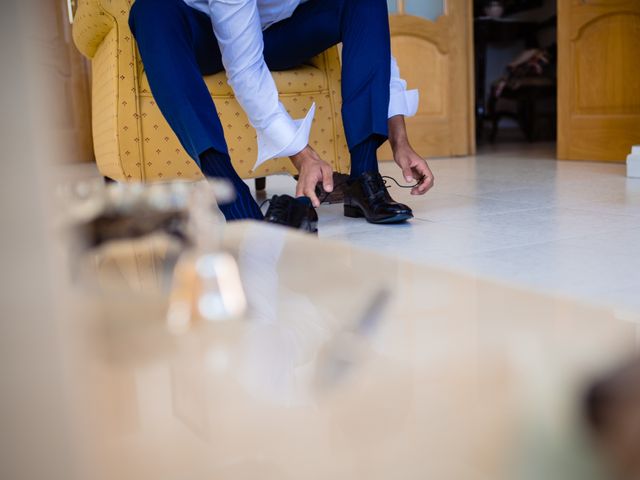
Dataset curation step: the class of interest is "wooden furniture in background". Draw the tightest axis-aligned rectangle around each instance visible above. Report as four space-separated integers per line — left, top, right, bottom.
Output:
558 0 640 162
488 80 556 142
379 0 475 160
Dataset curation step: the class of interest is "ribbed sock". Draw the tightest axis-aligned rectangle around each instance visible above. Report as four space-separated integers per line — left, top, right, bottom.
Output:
199 148 264 221
349 136 383 180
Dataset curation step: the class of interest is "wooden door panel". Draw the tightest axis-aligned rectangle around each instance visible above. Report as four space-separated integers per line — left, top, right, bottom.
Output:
379 0 474 160
402 118 451 156
558 0 640 162
574 14 640 113
393 35 449 117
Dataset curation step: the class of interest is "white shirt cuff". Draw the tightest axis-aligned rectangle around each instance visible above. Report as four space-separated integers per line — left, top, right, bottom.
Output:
254 103 316 170
388 89 419 118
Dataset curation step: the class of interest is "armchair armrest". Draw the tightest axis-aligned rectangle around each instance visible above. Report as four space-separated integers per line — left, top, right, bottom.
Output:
73 0 115 58
73 0 145 181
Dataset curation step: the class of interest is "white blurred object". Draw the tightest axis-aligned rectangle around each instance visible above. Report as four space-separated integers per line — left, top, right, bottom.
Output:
167 182 246 332
168 250 247 332
627 146 640 178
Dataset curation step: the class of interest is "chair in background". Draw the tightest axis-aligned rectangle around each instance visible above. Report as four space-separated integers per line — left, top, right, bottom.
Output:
486 17 557 142
488 75 556 142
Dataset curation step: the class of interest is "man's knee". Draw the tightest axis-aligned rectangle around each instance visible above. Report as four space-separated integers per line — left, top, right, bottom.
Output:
129 0 184 36
129 0 152 30
340 0 389 28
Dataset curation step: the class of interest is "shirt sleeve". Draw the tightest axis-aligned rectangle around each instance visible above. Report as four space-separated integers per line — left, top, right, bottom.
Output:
388 55 419 118
207 0 313 169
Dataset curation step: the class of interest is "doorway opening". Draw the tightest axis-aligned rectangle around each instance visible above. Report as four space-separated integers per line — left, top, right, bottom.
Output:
473 0 557 148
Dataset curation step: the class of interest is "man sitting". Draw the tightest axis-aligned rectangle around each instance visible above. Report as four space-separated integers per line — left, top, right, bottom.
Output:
129 0 434 231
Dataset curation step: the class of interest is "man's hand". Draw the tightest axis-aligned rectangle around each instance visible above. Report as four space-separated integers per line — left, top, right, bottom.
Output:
388 115 434 195
393 143 434 195
290 145 334 207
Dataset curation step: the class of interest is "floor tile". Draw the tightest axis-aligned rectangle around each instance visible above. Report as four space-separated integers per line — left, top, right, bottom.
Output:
248 143 640 311
441 207 637 244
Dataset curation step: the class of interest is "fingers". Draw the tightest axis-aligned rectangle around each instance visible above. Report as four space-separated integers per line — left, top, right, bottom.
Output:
408 160 434 195
402 167 414 183
294 159 333 207
411 170 434 195
295 178 305 198
305 178 321 207
295 175 320 207
321 165 334 193
413 175 433 195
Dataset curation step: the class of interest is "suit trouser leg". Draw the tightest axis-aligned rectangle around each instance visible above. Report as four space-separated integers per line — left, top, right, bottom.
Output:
129 0 262 221
262 0 392 177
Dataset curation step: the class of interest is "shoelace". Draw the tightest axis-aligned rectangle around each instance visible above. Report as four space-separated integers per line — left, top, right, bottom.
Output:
318 175 424 204
360 174 386 201
259 175 424 210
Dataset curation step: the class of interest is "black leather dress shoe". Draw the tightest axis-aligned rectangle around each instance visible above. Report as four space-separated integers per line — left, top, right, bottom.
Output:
264 195 318 234
344 171 413 224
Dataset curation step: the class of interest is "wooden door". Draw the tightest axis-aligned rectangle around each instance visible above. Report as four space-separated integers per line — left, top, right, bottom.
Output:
379 0 475 160
558 0 640 162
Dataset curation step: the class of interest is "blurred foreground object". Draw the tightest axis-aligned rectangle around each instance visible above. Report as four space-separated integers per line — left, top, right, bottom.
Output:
58 179 233 248
586 356 640 480
167 182 247 331
70 218 638 480
1 1 92 479
62 179 247 324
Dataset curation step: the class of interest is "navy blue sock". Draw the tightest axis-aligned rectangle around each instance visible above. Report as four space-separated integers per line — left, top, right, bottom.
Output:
199 149 264 221
349 136 383 180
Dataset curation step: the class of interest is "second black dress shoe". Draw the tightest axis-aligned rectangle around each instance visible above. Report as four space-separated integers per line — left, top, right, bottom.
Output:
343 171 413 224
264 194 318 234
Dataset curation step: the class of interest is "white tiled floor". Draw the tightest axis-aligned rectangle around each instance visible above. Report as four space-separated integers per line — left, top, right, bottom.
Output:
249 142 640 312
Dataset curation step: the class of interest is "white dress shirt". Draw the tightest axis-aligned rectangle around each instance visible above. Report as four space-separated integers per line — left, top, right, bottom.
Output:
184 0 419 168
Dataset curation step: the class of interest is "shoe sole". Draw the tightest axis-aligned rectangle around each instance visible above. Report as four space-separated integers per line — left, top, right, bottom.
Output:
265 219 318 234
344 205 413 224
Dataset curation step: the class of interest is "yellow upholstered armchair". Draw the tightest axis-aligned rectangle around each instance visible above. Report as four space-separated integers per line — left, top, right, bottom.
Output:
72 0 350 185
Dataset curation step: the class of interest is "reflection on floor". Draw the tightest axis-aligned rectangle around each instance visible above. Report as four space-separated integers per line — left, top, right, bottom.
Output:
249 142 640 312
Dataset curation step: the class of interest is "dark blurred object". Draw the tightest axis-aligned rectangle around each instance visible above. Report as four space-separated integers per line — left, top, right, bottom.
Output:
85 209 189 248
76 182 195 248
487 42 557 142
474 0 543 18
57 180 233 250
585 356 640 480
